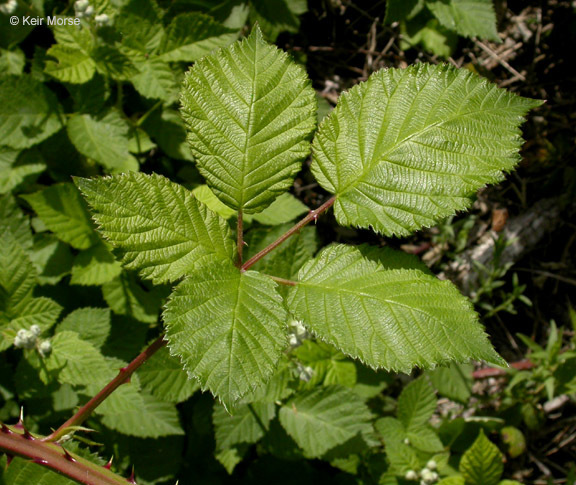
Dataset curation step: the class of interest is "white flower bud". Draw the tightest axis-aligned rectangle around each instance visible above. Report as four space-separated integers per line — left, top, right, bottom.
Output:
297 363 314 382
288 334 299 347
84 5 94 16
39 340 52 357
403 437 410 445
14 329 36 349
0 0 18 15
30 324 41 336
74 0 89 12
426 459 437 471
405 470 418 481
94 13 109 25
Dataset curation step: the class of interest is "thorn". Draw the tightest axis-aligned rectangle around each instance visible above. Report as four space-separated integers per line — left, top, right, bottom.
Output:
22 428 35 440
6 454 13 467
62 448 76 462
1 423 12 434
14 408 24 429
104 456 113 470
127 466 137 483
33 458 49 465
243 241 248 246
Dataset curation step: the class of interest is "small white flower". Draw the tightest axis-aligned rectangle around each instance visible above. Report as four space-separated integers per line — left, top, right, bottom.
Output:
426 459 437 471
14 329 36 349
94 13 109 25
405 470 418 481
38 340 52 357
30 324 41 337
0 0 18 15
297 363 314 382
74 0 89 12
83 5 94 17
403 437 410 445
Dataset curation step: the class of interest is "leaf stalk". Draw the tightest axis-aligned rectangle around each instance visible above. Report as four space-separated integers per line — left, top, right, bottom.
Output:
44 335 167 443
241 196 336 271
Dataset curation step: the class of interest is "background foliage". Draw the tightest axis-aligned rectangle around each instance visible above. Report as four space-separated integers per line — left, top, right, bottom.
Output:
0 0 575 484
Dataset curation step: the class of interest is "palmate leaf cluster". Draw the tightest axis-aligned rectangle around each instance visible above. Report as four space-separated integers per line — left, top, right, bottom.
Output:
0 4 541 483
74 28 540 410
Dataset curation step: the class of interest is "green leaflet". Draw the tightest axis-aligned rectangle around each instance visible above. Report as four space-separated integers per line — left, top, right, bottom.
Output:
249 0 308 41
21 183 99 250
57 308 111 349
116 0 165 54
397 377 437 430
312 64 542 236
0 194 33 250
181 27 316 213
459 430 504 485
76 172 235 284
70 242 123 286
100 393 184 438
213 401 275 451
66 112 139 173
137 345 199 403
102 273 164 324
0 48 26 75
0 75 63 150
0 232 36 314
426 0 499 42
278 386 373 458
163 259 287 407
376 377 444 454
0 147 46 195
288 245 505 373
1 457 78 485
158 12 238 62
44 44 96 84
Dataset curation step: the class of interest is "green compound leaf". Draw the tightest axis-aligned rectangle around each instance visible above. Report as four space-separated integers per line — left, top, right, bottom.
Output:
163 259 288 408
44 45 96 84
138 344 199 404
0 75 63 150
213 401 275 451
460 430 504 485
181 27 316 213
288 245 505 373
21 183 99 250
76 172 235 284
312 64 542 236
159 12 238 62
67 112 139 173
426 0 499 42
278 386 373 458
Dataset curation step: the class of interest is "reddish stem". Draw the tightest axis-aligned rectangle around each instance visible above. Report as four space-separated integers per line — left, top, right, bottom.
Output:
241 196 336 271
472 359 534 379
0 425 127 485
44 336 167 443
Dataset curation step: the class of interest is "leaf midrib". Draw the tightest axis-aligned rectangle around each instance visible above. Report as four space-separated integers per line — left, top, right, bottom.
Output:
337 104 506 198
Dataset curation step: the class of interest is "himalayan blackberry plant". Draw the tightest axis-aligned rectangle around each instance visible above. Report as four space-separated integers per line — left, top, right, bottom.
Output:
0 26 541 485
